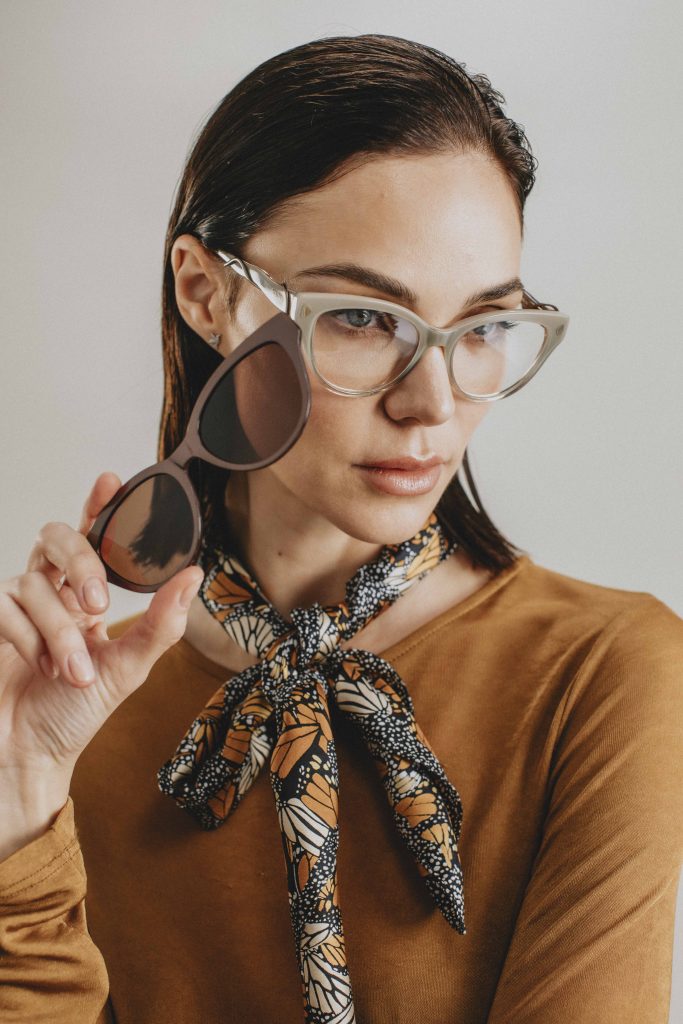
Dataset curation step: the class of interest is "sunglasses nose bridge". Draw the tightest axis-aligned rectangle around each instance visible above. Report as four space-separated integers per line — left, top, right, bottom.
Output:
169 435 201 469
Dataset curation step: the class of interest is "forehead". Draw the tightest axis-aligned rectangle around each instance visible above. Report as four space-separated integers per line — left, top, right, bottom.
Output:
244 150 522 309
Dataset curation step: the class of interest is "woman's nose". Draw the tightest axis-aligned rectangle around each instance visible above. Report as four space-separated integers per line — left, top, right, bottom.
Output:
382 344 456 425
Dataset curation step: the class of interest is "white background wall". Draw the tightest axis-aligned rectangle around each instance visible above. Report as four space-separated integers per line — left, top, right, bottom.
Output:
1 1 681 1017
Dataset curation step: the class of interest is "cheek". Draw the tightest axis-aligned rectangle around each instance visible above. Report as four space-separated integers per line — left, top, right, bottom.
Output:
446 401 491 467
465 402 491 435
270 379 368 478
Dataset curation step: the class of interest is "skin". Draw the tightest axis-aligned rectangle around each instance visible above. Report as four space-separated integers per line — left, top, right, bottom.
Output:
0 472 203 860
173 149 524 669
0 147 523 859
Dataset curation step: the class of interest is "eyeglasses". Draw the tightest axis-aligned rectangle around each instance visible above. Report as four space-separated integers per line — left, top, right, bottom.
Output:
87 314 311 592
214 248 570 402
87 253 569 593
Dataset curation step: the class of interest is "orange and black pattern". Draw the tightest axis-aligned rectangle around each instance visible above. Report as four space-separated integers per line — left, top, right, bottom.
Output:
157 511 466 1024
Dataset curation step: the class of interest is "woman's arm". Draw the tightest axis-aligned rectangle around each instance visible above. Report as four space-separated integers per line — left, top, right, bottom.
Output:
0 472 202 1022
0 794 111 1022
486 596 683 1024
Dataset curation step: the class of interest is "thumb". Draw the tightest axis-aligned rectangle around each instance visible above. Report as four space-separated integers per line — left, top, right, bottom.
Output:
101 565 204 694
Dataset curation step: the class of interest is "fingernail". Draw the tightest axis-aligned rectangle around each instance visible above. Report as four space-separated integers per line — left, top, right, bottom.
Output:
68 650 96 683
179 578 201 609
39 654 57 678
83 577 107 610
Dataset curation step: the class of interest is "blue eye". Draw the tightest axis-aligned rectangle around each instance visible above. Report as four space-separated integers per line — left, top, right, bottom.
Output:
472 319 516 337
342 309 374 328
332 309 399 333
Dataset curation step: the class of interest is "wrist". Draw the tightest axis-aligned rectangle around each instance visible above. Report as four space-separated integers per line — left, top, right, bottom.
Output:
0 768 72 863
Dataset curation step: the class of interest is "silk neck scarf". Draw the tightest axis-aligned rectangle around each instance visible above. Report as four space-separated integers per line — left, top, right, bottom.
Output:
157 511 466 1024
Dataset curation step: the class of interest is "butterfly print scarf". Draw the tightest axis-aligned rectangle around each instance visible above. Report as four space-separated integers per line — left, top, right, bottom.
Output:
157 511 466 1024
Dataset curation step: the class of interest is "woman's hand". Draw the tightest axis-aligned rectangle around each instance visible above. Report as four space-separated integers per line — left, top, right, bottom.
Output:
0 471 203 780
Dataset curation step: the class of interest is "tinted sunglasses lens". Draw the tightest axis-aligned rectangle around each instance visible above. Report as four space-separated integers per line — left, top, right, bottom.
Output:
99 474 196 587
199 341 302 464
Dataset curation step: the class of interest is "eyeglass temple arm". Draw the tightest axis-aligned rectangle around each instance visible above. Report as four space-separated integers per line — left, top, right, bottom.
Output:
214 248 291 314
214 248 557 317
522 288 559 312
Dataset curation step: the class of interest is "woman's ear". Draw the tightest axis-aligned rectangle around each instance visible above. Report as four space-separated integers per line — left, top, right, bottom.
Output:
171 235 228 347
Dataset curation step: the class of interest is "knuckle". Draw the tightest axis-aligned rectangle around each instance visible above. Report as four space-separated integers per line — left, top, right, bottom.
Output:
0 588 16 621
16 570 48 600
52 620 81 647
69 547 101 579
38 520 71 551
136 615 160 648
36 521 60 546
166 625 185 647
0 576 19 596
0 592 38 657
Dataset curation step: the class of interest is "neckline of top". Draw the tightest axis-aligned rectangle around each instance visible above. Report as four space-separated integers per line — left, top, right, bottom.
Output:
174 553 533 681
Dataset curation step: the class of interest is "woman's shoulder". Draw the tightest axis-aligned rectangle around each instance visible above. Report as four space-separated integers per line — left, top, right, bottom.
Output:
505 554 681 633
458 559 683 776
504 557 682 705
389 552 682 682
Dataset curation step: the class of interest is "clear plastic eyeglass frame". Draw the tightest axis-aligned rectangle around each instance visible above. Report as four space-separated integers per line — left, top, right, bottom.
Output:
212 247 570 402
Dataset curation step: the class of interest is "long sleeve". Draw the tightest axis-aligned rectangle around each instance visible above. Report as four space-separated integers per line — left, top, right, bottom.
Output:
0 795 111 1023
486 596 683 1024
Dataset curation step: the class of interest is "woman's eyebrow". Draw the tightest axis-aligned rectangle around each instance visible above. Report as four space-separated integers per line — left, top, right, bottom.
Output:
291 262 524 307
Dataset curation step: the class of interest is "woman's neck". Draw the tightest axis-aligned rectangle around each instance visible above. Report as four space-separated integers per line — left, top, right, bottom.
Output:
183 544 493 672
217 471 389 616
182 472 494 671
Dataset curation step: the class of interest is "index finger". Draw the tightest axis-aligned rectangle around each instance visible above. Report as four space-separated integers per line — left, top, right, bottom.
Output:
77 472 123 536
24 472 124 591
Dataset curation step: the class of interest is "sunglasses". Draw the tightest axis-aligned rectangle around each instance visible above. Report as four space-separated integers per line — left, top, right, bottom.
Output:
86 313 310 593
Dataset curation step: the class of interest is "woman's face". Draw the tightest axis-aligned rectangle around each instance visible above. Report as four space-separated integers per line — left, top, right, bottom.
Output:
214 149 523 547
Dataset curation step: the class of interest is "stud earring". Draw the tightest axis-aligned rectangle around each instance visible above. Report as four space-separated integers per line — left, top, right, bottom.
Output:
208 332 221 348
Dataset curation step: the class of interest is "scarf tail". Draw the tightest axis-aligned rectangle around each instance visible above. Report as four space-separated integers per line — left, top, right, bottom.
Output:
332 648 467 935
157 511 467 1020
269 665 357 1023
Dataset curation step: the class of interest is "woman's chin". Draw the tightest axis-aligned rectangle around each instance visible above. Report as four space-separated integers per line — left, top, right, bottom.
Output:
327 494 443 548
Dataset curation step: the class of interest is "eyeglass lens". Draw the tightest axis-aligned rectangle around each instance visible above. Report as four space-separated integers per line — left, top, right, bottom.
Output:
100 474 195 588
311 308 547 395
198 340 302 461
97 339 304 588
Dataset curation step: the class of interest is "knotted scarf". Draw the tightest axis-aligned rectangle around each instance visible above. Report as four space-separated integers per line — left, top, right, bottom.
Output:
157 511 466 1024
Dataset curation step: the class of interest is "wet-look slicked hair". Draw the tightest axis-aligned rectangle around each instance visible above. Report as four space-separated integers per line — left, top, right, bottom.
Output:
160 33 538 572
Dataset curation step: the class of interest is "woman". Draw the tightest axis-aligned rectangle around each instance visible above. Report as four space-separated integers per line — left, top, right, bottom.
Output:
0 33 681 1024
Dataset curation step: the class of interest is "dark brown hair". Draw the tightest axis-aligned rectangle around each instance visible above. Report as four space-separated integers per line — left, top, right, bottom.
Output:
159 33 537 573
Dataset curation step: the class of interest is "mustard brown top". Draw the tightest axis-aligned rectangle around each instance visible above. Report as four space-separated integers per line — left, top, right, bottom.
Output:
1 553 682 1023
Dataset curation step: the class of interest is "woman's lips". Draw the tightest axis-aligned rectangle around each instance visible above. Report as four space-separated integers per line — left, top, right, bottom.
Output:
355 462 443 495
